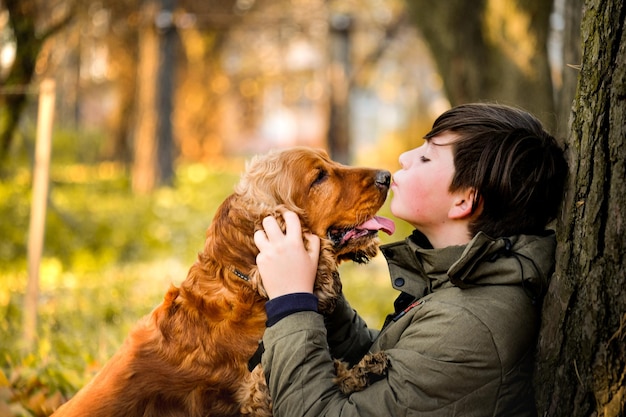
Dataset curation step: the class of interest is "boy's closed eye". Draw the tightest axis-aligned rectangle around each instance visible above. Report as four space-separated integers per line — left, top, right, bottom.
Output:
420 156 431 162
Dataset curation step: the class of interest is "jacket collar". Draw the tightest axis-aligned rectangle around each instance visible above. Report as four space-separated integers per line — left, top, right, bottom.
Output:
380 230 556 301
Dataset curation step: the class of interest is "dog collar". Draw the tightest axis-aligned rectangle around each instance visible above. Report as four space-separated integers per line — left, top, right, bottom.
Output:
231 267 250 282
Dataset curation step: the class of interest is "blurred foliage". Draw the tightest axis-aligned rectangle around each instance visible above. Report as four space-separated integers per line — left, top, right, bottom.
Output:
0 128 412 416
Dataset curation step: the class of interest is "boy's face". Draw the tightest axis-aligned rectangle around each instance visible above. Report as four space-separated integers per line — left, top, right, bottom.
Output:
390 132 461 239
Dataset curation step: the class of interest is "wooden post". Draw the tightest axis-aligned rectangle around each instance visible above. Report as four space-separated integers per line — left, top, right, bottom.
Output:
24 78 55 352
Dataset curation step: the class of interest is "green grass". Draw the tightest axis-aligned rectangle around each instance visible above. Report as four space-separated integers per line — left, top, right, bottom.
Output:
0 158 244 415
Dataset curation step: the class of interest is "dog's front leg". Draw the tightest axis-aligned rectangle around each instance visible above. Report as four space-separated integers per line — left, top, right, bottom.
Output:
333 351 390 395
238 365 272 417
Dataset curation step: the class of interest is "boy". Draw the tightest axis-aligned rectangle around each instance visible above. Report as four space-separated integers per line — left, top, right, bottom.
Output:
253 103 568 416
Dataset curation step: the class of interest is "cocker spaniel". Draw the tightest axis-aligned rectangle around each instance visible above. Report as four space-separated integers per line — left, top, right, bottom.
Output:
51 147 394 417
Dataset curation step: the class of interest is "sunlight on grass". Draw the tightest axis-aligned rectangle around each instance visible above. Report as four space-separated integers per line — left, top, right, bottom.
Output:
339 255 399 329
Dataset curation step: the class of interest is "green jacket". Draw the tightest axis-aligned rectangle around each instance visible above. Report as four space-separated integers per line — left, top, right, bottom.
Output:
262 231 556 416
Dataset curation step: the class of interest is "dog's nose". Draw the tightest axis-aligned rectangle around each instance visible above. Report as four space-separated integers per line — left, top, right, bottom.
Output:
375 170 391 189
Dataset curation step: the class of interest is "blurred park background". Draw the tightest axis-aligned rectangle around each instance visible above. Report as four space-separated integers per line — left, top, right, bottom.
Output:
0 0 581 415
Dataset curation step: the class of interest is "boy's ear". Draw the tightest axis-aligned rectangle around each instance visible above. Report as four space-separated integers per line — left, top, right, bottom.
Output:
448 188 479 220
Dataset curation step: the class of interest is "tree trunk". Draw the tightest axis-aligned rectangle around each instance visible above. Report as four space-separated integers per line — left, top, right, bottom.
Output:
132 2 159 194
534 0 626 415
0 0 43 160
131 0 177 193
102 4 140 166
327 14 352 165
0 0 72 162
155 0 176 187
406 0 556 130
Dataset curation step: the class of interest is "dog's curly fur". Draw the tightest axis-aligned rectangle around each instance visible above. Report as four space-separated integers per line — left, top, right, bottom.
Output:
51 147 391 417
334 351 391 395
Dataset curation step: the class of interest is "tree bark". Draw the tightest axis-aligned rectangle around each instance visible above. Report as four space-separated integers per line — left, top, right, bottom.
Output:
534 0 626 415
406 0 556 130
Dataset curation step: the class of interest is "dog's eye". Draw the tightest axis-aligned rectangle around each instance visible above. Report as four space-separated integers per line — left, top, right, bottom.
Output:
311 169 328 187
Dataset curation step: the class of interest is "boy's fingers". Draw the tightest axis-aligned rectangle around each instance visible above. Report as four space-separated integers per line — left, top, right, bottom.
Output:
257 211 305 246
303 232 320 258
253 229 268 249
282 211 302 239
261 215 284 239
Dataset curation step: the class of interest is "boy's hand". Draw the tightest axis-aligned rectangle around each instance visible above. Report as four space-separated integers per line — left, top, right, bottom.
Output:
254 211 320 299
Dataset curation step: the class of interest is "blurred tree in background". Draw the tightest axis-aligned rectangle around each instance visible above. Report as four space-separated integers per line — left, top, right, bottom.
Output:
0 0 73 160
1 0 439 185
406 0 557 130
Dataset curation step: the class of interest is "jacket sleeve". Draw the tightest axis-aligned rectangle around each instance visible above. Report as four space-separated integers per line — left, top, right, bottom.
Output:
324 293 379 366
261 302 504 417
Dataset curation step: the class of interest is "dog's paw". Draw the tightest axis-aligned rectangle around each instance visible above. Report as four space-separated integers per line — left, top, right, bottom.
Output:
239 365 272 417
333 351 390 395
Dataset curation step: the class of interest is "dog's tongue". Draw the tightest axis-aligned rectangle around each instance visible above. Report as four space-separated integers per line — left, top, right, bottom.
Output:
338 216 396 244
357 216 395 235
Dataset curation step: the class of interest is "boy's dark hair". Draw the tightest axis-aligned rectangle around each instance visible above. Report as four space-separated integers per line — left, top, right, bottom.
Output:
425 103 568 237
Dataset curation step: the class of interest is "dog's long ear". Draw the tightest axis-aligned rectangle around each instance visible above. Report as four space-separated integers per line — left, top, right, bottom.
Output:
192 193 268 297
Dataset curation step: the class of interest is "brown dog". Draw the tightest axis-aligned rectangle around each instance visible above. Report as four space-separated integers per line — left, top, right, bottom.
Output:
51 147 394 417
